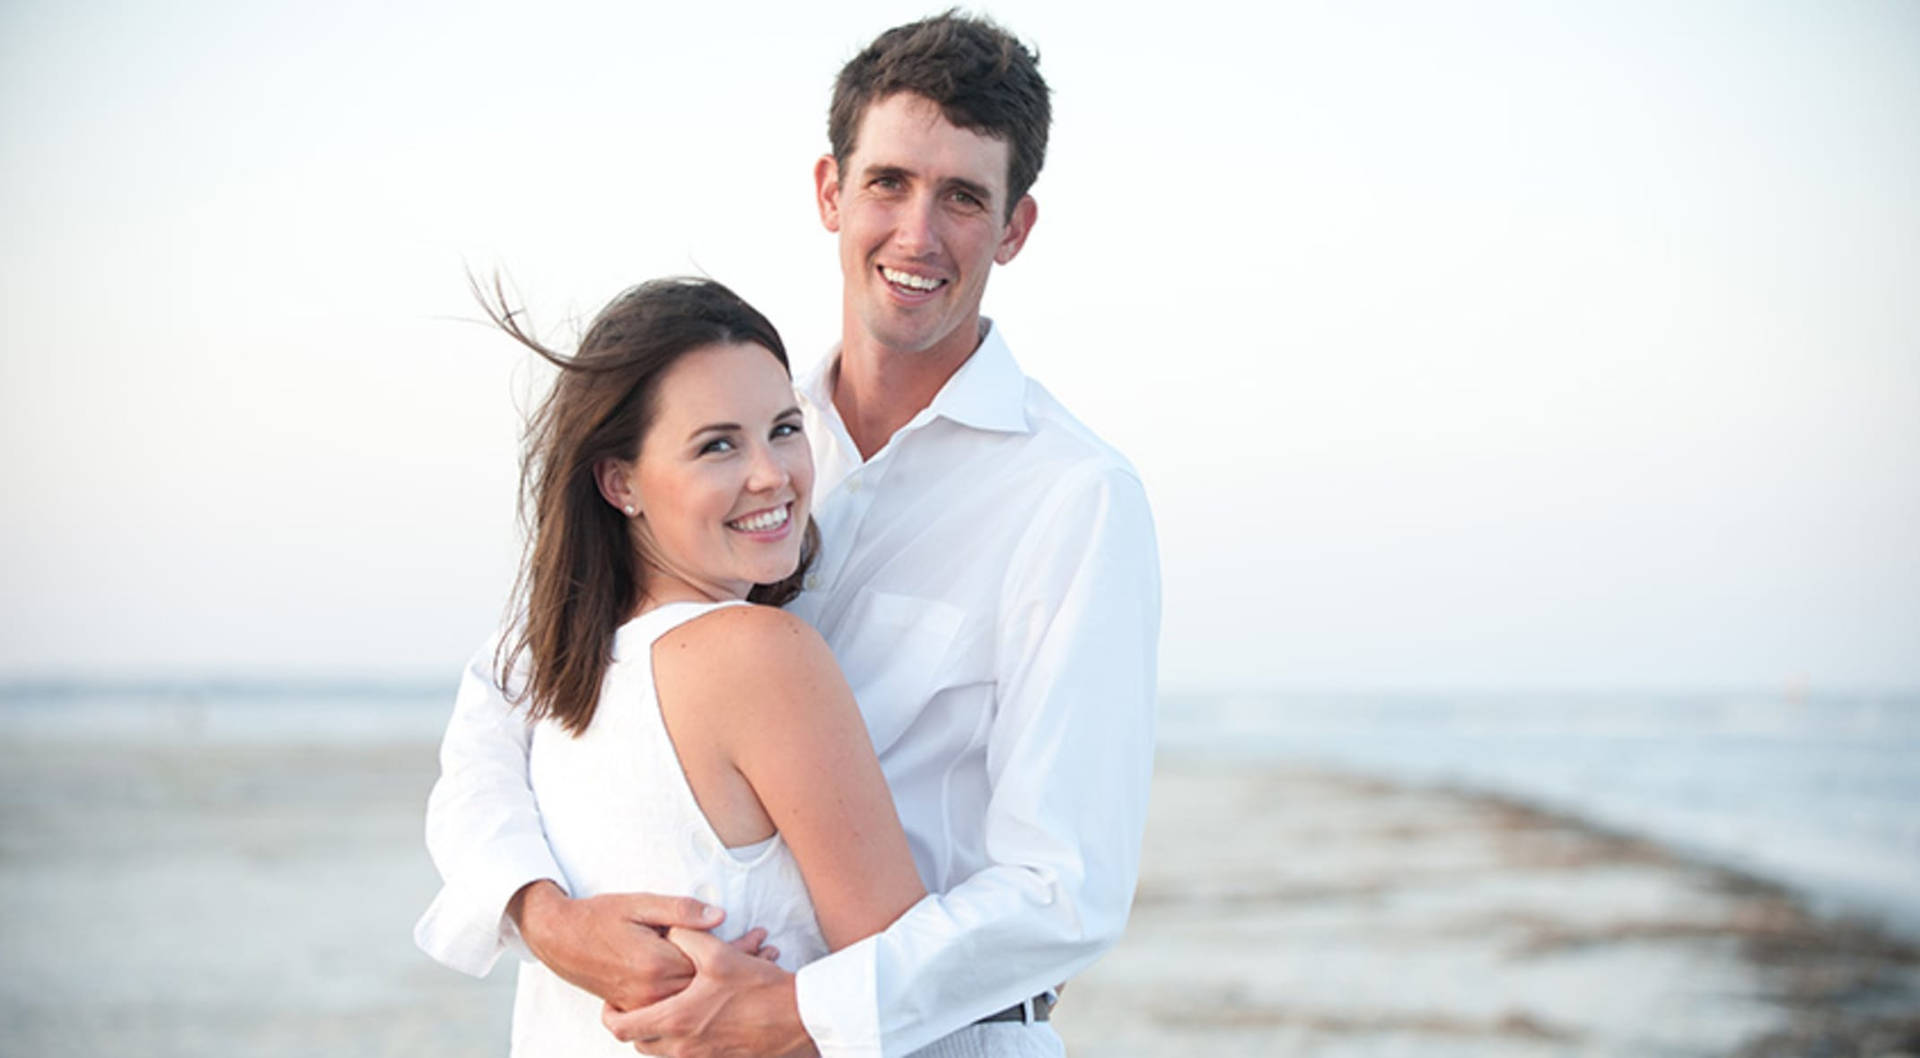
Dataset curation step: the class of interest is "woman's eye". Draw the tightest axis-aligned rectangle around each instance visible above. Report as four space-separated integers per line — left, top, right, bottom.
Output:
772 422 803 439
699 438 735 455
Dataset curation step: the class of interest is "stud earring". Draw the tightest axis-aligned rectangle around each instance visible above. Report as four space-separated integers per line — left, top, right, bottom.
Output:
623 505 637 517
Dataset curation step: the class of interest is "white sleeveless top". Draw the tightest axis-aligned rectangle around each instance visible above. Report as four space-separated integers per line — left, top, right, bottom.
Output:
510 600 829 1057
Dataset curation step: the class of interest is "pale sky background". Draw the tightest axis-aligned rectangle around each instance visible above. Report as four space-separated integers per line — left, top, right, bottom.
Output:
1 0 1915 693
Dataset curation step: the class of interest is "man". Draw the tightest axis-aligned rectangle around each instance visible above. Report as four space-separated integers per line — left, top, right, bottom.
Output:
416 14 1159 1057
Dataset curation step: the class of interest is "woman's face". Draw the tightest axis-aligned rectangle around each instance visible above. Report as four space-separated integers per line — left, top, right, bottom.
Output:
621 341 813 603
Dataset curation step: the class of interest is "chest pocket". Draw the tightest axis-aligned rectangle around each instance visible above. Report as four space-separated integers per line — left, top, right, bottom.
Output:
831 589 984 754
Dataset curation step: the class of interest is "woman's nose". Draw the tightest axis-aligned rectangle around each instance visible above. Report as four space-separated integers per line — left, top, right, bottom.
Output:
745 441 791 492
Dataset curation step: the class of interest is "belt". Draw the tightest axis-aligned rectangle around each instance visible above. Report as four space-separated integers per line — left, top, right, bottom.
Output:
975 993 1055 1025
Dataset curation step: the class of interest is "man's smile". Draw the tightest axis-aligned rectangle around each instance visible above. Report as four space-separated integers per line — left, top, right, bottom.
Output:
879 265 948 294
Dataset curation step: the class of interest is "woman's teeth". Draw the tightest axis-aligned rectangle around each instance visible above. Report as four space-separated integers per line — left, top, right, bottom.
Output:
728 506 790 532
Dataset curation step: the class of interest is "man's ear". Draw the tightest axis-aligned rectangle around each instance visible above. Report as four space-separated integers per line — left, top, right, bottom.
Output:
994 194 1038 265
814 155 842 233
594 458 639 517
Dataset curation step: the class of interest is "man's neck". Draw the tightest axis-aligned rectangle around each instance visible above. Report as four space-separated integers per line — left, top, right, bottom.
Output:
832 318 986 461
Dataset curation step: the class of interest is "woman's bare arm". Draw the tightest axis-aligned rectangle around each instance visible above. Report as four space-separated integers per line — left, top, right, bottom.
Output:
653 604 927 950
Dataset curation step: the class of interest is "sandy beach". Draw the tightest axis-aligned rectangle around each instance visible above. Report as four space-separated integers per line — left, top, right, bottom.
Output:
1 735 1914 1057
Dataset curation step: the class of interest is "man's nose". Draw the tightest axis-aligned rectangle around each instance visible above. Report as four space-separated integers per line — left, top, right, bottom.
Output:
891 192 939 255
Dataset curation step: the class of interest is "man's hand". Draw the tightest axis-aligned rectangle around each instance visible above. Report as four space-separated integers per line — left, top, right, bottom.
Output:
509 881 725 1011
601 927 814 1058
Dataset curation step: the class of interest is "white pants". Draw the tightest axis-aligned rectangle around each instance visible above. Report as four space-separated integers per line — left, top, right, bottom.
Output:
907 1022 1065 1058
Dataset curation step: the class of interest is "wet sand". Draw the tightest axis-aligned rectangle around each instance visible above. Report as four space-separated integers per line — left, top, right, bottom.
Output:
1067 755 1920 1057
0 738 1913 1056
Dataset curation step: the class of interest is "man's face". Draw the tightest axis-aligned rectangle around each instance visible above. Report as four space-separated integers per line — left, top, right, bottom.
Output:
815 92 1036 359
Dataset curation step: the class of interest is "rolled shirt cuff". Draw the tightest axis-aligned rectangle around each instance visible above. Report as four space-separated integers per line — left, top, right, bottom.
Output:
795 931 882 1058
414 839 568 977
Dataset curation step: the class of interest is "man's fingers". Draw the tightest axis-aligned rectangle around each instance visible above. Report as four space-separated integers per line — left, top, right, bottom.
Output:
666 925 790 979
664 924 732 963
602 1000 639 1043
727 927 769 955
603 998 660 1044
723 927 780 962
604 966 692 1012
603 932 794 1054
621 893 724 930
603 994 684 1047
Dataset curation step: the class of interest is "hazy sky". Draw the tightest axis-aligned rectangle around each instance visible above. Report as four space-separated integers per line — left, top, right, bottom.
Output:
2 1 1916 692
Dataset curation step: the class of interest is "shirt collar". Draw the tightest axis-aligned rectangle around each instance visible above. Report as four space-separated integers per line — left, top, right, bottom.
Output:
796 319 1031 437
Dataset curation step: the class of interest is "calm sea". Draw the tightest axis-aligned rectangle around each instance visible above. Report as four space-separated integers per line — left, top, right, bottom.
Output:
5 681 1917 936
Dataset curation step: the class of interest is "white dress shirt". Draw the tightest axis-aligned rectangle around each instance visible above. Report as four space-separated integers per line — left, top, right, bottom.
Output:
415 323 1161 1057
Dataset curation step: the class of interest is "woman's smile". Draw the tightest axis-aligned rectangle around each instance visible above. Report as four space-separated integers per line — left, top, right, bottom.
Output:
726 502 795 537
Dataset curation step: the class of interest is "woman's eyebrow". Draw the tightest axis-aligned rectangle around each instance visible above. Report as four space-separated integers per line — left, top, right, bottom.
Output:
686 422 741 441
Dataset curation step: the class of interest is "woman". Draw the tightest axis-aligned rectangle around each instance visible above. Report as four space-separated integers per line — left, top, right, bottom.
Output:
482 276 925 1055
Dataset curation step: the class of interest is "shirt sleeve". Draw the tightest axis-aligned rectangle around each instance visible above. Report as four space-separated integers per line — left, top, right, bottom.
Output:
795 462 1162 1057
412 636 567 977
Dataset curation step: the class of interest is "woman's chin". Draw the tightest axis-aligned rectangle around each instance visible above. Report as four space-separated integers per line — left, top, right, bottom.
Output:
743 558 801 591
761 563 802 586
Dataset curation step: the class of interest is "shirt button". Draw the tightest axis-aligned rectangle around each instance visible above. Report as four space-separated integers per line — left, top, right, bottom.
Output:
805 574 821 591
846 476 862 493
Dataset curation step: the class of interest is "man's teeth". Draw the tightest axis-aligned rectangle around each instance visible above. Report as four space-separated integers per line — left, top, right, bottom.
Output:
881 266 944 292
729 506 790 532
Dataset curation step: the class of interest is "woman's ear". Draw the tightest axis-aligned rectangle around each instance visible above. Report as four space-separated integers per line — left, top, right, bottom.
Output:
594 458 640 517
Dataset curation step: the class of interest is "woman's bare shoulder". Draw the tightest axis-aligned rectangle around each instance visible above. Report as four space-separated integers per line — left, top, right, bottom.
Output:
652 604 840 702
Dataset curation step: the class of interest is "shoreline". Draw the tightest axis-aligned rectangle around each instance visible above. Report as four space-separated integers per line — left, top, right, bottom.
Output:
1 738 1914 1056
1061 753 1920 1057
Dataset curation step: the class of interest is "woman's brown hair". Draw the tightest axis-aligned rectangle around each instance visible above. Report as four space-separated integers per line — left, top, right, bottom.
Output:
479 275 820 735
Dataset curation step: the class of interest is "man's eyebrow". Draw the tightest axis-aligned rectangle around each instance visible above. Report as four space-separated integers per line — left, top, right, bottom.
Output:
861 163 913 183
944 176 994 203
858 164 994 205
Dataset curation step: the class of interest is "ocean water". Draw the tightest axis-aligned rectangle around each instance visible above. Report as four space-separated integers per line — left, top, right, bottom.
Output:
6 681 1917 939
0 679 457 744
1160 689 1920 937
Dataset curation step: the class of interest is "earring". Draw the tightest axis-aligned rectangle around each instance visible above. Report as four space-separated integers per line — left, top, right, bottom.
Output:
623 505 637 517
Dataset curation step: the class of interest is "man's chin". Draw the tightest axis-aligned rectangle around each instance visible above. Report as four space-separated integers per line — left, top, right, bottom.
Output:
858 310 968 357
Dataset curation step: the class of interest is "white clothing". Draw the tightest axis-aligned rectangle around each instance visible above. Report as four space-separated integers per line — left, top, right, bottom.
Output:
416 323 1162 1058
511 600 828 1057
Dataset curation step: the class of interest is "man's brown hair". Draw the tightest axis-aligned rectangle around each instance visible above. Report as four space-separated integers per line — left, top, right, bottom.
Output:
828 10 1051 215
